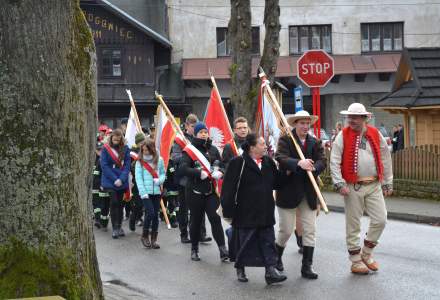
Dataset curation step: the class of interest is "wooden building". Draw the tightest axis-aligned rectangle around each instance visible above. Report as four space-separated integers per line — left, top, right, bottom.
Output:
80 0 187 129
372 48 440 147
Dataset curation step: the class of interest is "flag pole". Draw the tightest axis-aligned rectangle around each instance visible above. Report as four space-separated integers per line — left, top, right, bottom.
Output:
209 74 239 156
258 68 329 214
155 91 188 143
126 90 143 132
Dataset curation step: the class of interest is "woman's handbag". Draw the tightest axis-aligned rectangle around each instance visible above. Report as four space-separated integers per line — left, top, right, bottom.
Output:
217 157 245 224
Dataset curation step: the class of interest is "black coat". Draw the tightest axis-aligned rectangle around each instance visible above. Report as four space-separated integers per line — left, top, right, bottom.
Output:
221 152 287 228
275 130 326 210
222 135 246 167
179 137 223 195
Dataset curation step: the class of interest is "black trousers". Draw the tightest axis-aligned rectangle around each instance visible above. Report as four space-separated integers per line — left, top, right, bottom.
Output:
130 194 143 222
109 190 125 229
187 191 225 250
177 186 189 237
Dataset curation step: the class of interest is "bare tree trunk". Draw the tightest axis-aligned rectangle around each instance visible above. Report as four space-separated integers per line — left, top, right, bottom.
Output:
228 0 253 123
0 1 103 299
228 0 280 126
259 0 281 83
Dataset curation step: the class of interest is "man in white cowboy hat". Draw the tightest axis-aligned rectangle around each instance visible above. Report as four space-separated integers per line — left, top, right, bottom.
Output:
330 103 393 275
274 110 326 279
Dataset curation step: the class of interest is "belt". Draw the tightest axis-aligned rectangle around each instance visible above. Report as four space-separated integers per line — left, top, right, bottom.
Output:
356 176 377 185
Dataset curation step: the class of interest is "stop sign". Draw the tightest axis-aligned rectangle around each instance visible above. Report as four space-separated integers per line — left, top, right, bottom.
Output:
297 50 334 88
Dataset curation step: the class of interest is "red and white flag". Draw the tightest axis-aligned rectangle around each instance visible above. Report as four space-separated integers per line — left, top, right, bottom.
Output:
255 79 281 157
155 105 176 169
204 88 237 155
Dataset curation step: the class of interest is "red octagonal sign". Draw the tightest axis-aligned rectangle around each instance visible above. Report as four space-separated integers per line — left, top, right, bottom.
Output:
297 50 335 88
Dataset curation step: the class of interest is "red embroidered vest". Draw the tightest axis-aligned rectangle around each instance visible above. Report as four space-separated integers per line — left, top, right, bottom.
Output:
341 125 384 183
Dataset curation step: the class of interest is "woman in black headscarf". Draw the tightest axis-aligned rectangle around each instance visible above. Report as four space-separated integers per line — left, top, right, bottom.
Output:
220 133 288 285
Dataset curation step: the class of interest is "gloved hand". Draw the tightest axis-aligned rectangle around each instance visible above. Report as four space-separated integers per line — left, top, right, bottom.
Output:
141 194 149 199
114 179 122 187
153 178 160 185
211 170 223 180
200 170 209 180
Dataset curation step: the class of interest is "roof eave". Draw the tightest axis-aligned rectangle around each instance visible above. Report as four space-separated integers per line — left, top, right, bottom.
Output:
97 0 172 48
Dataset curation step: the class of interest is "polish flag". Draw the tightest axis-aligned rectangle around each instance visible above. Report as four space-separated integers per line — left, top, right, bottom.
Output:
255 79 281 157
124 108 138 148
204 88 237 156
155 105 176 169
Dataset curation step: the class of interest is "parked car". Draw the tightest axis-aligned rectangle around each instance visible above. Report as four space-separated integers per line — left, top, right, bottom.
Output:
377 126 393 153
308 128 331 149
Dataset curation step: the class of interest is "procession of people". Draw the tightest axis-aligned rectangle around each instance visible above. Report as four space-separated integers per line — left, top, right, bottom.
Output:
93 100 393 285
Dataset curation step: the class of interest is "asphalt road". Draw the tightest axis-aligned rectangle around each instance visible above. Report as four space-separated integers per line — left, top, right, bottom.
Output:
95 212 440 300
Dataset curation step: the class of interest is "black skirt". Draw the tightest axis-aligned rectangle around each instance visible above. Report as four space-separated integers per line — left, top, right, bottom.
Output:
228 226 278 268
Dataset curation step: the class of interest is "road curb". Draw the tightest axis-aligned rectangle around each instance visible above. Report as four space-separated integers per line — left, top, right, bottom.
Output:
327 205 440 225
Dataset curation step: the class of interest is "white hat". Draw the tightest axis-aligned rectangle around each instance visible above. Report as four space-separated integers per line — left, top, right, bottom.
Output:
340 103 371 116
286 110 319 127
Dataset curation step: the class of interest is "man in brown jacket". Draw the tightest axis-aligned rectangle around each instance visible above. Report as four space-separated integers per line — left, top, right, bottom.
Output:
275 110 326 279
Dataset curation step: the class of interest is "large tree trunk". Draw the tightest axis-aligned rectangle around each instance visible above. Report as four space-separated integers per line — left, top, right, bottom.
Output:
228 0 280 126
259 0 281 83
228 0 253 123
0 1 103 299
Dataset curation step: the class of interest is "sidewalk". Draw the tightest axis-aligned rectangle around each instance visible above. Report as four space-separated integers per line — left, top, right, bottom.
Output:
323 192 440 225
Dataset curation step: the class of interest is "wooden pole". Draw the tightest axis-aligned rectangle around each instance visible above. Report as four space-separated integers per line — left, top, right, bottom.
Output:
258 69 329 214
210 75 239 156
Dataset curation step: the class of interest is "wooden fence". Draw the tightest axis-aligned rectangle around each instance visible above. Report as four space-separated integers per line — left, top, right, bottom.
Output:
392 145 440 181
322 145 440 182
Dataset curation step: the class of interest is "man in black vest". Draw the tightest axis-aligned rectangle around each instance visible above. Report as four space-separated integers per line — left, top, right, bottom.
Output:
274 110 326 279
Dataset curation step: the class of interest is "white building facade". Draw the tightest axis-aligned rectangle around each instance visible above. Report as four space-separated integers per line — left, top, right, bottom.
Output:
167 0 440 132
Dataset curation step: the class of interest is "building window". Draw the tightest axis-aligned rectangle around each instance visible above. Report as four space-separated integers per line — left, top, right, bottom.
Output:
361 22 403 52
102 49 122 77
216 27 260 57
289 25 332 55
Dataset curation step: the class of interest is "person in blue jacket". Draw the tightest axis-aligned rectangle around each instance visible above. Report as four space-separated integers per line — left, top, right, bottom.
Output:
100 128 131 239
135 137 166 249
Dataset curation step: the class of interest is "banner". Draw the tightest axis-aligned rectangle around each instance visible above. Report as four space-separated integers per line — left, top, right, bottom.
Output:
255 80 281 157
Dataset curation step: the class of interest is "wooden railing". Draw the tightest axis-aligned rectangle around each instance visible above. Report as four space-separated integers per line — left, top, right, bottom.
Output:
322 145 440 182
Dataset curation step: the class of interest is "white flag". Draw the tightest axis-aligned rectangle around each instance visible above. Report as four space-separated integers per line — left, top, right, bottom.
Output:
125 108 137 148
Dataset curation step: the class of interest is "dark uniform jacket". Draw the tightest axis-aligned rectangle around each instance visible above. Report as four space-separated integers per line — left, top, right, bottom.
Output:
171 132 194 187
221 152 287 228
275 130 326 210
221 135 246 167
179 137 223 195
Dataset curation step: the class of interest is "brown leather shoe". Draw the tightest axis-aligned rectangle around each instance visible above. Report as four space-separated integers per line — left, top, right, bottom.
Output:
351 260 370 274
151 231 160 249
361 253 379 271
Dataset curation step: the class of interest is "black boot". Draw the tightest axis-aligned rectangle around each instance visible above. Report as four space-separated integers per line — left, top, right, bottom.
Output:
191 247 200 261
295 230 304 254
301 246 318 279
118 226 125 237
112 225 119 239
265 266 287 285
219 245 229 262
129 212 136 231
94 212 102 229
180 233 191 244
275 244 285 272
236 267 248 282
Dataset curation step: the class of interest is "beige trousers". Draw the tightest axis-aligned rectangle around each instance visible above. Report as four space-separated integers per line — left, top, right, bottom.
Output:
344 181 387 259
276 198 317 248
